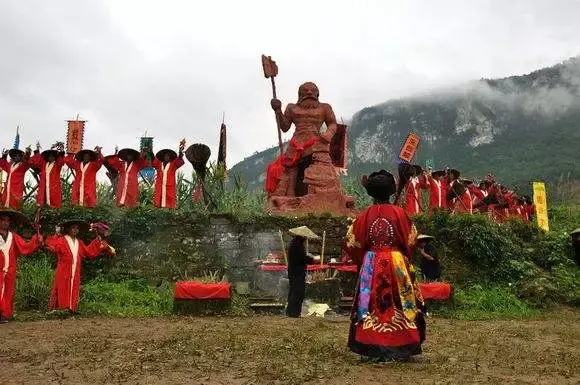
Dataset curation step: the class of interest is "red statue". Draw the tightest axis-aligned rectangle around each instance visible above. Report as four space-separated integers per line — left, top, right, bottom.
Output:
266 82 354 215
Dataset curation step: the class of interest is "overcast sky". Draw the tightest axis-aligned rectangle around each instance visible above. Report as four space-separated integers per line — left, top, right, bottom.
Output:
1 0 579 170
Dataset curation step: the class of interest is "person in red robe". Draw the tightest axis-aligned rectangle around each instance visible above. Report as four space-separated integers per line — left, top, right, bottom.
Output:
404 167 427 215
0 148 32 209
104 148 150 208
29 143 66 208
344 170 425 362
0 210 42 323
152 146 185 209
425 170 448 212
64 147 103 208
44 220 114 312
446 170 473 214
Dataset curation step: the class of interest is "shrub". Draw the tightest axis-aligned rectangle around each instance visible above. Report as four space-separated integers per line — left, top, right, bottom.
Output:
15 253 54 311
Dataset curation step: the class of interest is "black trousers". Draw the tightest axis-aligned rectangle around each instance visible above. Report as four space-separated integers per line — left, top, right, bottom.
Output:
286 271 306 317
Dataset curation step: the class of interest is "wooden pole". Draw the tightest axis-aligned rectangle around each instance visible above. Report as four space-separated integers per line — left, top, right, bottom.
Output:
270 77 284 156
320 231 326 266
279 230 288 266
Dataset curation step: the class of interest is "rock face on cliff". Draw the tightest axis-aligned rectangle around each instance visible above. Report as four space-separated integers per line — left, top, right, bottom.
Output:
231 57 580 193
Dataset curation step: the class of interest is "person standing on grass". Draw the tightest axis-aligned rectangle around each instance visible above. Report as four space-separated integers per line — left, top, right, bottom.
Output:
286 226 320 318
64 147 104 208
344 170 425 362
152 143 185 209
416 234 441 281
44 220 114 313
0 210 42 323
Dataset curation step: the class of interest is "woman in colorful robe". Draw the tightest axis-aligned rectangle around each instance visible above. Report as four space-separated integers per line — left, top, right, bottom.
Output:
0 149 31 209
105 148 150 208
152 148 185 209
45 220 113 312
344 170 425 362
29 145 66 208
0 210 42 322
64 148 103 208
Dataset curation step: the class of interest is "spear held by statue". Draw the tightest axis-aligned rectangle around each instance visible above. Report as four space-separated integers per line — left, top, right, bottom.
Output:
261 54 284 156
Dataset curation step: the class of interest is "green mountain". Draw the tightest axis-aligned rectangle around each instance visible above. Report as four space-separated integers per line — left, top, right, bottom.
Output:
231 57 580 200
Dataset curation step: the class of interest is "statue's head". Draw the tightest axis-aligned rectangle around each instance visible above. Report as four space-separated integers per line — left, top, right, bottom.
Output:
297 82 320 109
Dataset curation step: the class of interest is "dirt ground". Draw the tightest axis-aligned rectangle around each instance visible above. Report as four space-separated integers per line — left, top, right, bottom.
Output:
0 309 578 385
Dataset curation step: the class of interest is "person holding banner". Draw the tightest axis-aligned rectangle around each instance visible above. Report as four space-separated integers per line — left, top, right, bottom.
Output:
0 210 42 323
64 147 103 208
105 148 150 208
152 142 185 209
0 148 32 209
344 170 425 362
29 142 66 208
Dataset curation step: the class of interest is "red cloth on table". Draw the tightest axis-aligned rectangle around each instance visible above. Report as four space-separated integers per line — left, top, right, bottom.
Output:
257 264 329 272
418 282 452 300
332 265 358 273
174 281 232 300
265 137 319 193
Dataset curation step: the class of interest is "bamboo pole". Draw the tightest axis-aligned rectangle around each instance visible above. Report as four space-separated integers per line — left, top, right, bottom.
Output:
320 231 326 266
279 230 288 266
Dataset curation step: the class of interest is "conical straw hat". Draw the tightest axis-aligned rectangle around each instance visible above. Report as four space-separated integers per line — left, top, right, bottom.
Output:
417 234 435 241
288 226 320 240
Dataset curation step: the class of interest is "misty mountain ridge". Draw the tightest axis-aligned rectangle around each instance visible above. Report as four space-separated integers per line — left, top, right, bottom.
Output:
231 56 580 196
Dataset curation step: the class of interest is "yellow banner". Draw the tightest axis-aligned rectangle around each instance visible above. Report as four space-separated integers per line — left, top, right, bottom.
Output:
532 182 549 231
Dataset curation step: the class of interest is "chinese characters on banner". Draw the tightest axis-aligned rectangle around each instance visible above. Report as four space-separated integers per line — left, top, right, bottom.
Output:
398 132 421 163
66 120 85 154
532 182 549 231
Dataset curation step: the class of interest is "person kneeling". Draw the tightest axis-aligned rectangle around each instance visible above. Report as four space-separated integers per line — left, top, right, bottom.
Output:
44 220 114 313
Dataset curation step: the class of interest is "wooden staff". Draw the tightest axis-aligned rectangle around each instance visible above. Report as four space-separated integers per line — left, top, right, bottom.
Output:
261 55 284 156
278 230 288 266
320 231 326 266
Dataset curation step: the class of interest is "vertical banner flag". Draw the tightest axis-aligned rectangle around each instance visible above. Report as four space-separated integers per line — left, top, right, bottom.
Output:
532 182 549 231
399 132 421 163
67 120 85 154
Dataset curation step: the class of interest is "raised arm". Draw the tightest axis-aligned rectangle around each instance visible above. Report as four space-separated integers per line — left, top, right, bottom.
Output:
12 233 42 256
0 151 8 172
270 99 293 133
83 238 112 259
105 155 123 172
64 153 79 170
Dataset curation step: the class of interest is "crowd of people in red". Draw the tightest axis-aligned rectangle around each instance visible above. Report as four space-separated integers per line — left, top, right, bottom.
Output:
0 141 185 210
399 164 535 223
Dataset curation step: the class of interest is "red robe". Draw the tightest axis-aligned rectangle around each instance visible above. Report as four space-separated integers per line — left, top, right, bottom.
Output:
29 152 65 208
425 174 448 211
0 158 30 209
0 232 42 318
449 181 473 214
344 204 424 358
45 235 110 311
64 154 103 208
105 156 150 208
152 157 185 208
405 177 427 215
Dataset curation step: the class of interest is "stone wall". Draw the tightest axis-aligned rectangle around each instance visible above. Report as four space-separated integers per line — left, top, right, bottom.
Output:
106 214 350 294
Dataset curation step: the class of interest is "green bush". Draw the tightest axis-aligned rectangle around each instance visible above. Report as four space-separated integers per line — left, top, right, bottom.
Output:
531 231 575 270
441 285 539 320
15 253 54 311
79 278 173 317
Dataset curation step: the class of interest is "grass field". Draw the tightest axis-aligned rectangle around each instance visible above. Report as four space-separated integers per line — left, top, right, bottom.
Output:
1 309 578 385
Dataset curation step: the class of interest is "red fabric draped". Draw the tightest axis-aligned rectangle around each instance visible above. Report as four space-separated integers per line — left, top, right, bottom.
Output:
174 282 231 300
265 137 319 193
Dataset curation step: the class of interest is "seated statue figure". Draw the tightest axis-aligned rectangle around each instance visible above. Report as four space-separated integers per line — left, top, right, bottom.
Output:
267 82 354 215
